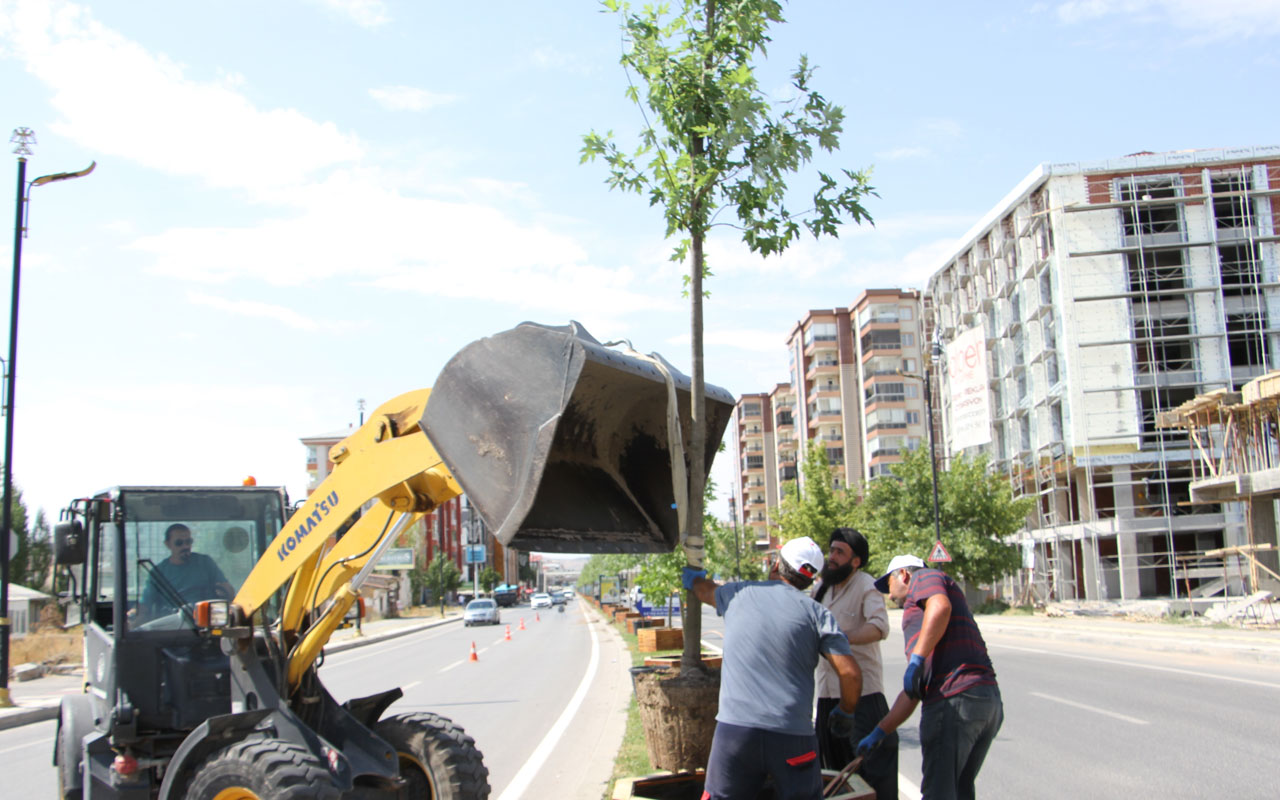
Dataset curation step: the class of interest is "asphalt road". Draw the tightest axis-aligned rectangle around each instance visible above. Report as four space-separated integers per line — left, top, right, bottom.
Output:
698 603 1280 800
0 599 629 799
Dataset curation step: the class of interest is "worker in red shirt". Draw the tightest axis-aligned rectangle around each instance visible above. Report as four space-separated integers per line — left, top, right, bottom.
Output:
857 555 1003 800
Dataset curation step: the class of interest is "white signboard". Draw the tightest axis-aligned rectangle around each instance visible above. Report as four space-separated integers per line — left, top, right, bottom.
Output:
946 326 992 453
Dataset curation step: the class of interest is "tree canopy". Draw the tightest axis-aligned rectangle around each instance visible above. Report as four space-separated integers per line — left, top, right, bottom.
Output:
854 448 1030 586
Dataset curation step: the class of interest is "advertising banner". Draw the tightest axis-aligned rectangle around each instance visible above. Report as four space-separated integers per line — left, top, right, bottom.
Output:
946 326 992 453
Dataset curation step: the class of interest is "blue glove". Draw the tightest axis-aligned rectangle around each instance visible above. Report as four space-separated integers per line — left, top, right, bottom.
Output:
856 726 886 756
681 566 706 590
904 653 926 699
827 705 857 739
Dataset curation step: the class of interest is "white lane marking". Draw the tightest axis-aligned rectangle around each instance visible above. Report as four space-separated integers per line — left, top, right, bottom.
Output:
0 737 53 756
495 603 600 800
1030 691 1149 725
440 659 467 673
992 643 1280 690
898 773 923 800
402 681 420 691
323 628 455 666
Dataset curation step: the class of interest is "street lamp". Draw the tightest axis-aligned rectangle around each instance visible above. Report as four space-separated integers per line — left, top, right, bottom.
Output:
897 339 946 552
1 129 95 707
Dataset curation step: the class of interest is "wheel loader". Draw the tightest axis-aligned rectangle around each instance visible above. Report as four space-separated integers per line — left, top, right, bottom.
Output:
49 322 734 799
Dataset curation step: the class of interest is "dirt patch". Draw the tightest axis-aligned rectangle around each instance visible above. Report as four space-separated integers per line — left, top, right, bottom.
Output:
12 628 83 667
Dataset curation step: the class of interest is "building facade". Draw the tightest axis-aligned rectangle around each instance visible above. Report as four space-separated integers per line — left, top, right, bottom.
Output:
925 146 1280 603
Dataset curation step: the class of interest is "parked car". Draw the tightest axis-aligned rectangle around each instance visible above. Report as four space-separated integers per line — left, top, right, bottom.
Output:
463 598 501 626
530 592 553 609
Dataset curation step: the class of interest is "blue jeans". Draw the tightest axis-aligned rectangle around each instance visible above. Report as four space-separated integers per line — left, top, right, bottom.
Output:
919 683 1003 800
704 721 822 800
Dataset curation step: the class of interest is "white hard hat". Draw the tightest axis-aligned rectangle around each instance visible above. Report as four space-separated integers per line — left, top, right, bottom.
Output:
874 554 926 593
780 537 824 580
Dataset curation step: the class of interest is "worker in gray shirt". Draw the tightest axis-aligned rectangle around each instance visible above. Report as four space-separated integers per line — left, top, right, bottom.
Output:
812 528 896 800
684 537 863 800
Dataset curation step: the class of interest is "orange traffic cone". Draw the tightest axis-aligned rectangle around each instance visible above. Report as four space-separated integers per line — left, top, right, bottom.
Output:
536 612 541 622
469 642 478 662
504 625 512 641
519 617 526 631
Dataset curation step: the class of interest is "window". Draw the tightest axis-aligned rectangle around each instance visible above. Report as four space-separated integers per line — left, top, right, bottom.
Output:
742 402 762 417
1219 245 1263 297
902 358 917 373
826 448 844 465
866 382 906 403
744 455 764 470
902 333 915 347
901 306 914 321
1211 172 1253 230
906 411 920 425
861 330 902 352
1227 313 1268 368
1138 387 1197 445
1127 250 1187 293
1118 176 1183 240
1133 315 1194 373
1046 353 1060 386
806 322 838 344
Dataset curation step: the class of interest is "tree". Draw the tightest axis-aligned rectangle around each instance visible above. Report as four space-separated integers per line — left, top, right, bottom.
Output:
579 553 644 591
772 439 856 551
478 566 502 593
705 501 764 582
420 552 462 614
584 0 874 668
6 482 34 588
854 448 1031 587
635 549 683 626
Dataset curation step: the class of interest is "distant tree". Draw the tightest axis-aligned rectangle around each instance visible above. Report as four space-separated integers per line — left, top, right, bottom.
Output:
421 552 463 614
583 0 874 669
23 509 52 591
6 482 34 588
772 439 856 550
854 448 1030 586
635 549 683 625
478 566 502 593
579 553 644 590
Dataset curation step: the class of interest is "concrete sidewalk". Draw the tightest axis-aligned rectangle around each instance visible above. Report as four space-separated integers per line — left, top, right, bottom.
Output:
0 611 462 731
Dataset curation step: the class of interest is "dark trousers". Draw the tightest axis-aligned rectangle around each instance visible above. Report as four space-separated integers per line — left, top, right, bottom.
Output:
704 721 822 800
816 694 898 800
919 683 1003 800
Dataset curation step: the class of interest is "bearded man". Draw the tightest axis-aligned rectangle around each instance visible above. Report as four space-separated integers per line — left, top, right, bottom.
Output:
811 528 897 800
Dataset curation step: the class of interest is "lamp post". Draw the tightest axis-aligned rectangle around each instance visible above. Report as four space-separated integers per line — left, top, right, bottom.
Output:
1 129 95 707
898 350 943 550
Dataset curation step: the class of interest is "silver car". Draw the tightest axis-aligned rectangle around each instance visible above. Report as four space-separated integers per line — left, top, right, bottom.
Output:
463 598 501 626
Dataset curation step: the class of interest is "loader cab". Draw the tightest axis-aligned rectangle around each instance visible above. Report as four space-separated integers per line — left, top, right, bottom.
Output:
64 486 288 733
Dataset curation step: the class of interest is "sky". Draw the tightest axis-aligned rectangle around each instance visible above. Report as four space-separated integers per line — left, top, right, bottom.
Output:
1 0 1278 530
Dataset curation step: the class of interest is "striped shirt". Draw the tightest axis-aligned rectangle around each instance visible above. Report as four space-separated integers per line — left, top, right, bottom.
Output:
901 568 996 704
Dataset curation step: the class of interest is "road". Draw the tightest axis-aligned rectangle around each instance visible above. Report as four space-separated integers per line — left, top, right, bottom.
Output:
698 604 1280 800
0 600 630 799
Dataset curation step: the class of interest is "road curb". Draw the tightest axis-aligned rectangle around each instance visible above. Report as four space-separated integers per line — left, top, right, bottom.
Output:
0 704 59 731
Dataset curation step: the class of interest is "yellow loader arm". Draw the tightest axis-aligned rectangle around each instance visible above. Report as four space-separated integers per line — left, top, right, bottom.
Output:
233 388 460 619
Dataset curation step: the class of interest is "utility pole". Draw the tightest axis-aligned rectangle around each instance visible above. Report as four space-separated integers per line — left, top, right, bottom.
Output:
727 495 740 580
1 129 94 707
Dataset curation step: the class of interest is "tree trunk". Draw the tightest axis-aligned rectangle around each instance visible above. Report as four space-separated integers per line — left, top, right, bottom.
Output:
682 222 707 670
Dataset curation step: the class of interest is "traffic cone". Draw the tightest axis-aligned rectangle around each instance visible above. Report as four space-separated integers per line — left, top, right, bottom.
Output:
536 612 541 622
519 617 526 631
505 625 512 641
469 642 478 662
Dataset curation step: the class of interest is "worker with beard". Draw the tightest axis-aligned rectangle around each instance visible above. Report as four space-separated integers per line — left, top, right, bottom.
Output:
811 528 896 800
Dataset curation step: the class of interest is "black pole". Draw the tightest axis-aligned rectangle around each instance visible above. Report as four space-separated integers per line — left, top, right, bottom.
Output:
728 496 740 580
925 363 942 546
0 155 26 706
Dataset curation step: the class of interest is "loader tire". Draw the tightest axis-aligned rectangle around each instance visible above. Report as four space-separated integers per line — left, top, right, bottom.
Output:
375 712 490 799
184 737 340 800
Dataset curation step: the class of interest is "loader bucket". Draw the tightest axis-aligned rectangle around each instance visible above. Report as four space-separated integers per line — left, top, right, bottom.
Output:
422 321 735 553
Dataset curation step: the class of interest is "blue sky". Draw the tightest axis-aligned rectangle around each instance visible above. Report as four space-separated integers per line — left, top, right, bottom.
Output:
2 0 1278 526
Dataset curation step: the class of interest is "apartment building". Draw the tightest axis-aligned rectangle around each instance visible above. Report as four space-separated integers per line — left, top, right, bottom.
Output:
731 290 928 547
925 146 1280 603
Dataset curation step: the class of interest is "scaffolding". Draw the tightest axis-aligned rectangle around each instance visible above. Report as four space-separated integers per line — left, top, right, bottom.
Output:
928 152 1280 604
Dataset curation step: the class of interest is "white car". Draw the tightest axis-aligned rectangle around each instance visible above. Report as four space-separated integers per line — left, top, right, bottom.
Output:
463 599 500 626
530 592 553 609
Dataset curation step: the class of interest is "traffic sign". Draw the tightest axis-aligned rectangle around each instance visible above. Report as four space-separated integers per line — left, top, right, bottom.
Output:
927 540 952 563
465 545 486 564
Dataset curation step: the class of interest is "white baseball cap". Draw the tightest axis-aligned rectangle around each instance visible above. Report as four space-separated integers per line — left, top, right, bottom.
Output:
873 554 926 593
780 537 824 580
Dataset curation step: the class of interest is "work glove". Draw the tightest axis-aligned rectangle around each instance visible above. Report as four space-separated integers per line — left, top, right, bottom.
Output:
903 653 926 700
856 727 886 757
681 566 707 590
827 705 857 740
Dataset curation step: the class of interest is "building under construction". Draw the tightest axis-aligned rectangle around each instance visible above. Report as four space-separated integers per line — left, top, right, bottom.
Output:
925 146 1280 606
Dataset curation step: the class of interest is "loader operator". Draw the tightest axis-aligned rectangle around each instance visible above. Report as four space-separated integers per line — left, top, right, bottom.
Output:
684 537 863 800
138 523 234 619
857 555 1004 800
811 528 897 800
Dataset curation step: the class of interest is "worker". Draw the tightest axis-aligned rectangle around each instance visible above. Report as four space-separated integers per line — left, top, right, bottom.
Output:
683 537 863 800
857 555 1003 800
139 523 234 619
811 528 897 800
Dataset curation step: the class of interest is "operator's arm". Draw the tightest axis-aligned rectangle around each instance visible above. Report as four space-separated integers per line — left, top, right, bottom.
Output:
823 651 862 713
911 592 952 658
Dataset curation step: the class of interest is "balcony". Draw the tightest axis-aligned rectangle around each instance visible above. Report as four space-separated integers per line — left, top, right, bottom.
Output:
806 360 840 380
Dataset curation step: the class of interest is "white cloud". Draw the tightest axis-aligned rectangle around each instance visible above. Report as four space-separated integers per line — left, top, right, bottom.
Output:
369 85 457 112
187 291 326 332
876 146 932 161
4 0 363 194
1055 0 1280 39
310 0 390 28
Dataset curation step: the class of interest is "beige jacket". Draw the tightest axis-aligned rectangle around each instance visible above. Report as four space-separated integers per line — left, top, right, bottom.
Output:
813 569 889 698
